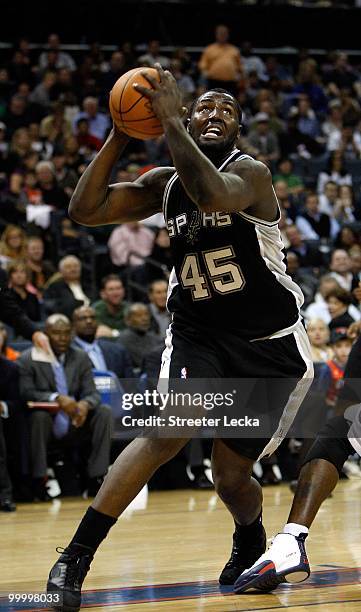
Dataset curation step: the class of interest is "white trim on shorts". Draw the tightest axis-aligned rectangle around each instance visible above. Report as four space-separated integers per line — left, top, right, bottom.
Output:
257 321 314 460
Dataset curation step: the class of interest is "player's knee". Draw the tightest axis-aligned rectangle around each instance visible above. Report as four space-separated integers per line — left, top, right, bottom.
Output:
214 470 251 503
146 438 186 466
302 417 353 475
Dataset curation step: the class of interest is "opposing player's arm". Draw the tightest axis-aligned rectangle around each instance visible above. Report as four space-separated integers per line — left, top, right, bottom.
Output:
69 127 173 226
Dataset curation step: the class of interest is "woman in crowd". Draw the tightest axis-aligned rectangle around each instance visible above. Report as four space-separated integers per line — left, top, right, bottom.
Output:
306 318 334 363
326 286 357 331
317 150 352 194
0 225 27 268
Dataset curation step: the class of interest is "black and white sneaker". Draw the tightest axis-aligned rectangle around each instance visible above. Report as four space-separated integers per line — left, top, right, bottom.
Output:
47 543 94 611
219 520 267 585
234 532 310 593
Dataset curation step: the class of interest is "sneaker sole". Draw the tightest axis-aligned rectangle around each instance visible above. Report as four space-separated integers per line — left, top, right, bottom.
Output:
234 560 310 593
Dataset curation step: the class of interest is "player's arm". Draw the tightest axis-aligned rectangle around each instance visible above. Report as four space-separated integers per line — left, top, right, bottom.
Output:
158 117 275 219
134 65 276 220
69 127 173 226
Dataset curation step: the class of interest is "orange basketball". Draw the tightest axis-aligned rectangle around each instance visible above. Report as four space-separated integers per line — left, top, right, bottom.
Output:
109 67 163 140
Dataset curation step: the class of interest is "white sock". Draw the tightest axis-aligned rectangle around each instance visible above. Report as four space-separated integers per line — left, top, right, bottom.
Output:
283 523 309 537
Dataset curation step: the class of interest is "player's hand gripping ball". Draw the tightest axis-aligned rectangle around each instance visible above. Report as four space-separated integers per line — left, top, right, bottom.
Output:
109 67 164 140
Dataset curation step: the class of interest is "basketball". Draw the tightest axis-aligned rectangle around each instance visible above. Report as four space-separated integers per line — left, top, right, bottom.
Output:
109 67 164 140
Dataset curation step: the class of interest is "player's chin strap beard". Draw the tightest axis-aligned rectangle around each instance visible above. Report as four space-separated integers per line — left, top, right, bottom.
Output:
198 139 238 165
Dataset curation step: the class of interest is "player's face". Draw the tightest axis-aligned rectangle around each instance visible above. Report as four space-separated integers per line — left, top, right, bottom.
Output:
189 93 240 156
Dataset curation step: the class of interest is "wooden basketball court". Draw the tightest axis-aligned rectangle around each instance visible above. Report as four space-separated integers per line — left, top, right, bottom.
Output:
1 481 361 611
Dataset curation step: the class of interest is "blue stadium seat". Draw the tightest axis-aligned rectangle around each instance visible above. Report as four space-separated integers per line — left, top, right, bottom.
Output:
92 369 125 418
8 340 33 353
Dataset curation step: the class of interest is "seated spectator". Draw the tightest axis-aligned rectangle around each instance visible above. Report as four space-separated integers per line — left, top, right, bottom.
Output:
3 95 33 139
318 181 339 216
258 99 285 136
0 354 21 511
72 306 133 379
148 280 171 339
6 127 33 173
286 252 318 307
26 236 55 296
169 59 196 102
279 110 324 159
321 99 343 145
326 287 357 331
317 330 353 408
325 52 359 98
44 255 90 319
295 94 320 139
7 262 41 325
248 113 280 163
274 180 299 222
241 41 266 80
63 135 86 174
295 192 339 241
0 322 19 361
328 124 361 159
273 158 304 195
108 222 155 268
73 97 109 143
333 185 356 224
144 227 173 283
305 274 360 324
329 248 358 292
118 303 163 373
292 58 328 114
0 224 27 268
38 33 76 72
349 245 361 280
39 101 72 144
52 146 78 199
35 161 68 210
334 226 360 253
317 150 352 194
28 71 57 109
18 314 112 499
285 224 324 268
76 118 102 152
138 39 170 69
92 274 128 336
100 51 126 94
306 318 334 364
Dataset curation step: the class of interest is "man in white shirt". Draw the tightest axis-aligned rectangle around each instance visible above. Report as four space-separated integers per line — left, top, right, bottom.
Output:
296 193 339 240
329 249 356 291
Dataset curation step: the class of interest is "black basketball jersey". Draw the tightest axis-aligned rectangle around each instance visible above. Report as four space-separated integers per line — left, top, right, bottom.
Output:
163 149 303 340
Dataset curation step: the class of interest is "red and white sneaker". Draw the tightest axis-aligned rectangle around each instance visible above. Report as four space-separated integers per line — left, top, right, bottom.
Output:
234 532 310 594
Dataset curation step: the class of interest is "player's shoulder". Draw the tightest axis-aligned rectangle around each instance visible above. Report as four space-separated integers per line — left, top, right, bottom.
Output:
227 156 272 183
136 166 175 193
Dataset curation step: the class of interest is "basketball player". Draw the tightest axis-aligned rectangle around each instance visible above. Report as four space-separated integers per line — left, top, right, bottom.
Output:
46 65 313 610
235 332 361 593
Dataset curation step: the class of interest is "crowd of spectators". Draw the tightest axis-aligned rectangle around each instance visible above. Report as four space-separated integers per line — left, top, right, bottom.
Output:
1 28 361 508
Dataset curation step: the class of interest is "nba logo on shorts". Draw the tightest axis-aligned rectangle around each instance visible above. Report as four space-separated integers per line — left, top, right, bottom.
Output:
181 367 187 379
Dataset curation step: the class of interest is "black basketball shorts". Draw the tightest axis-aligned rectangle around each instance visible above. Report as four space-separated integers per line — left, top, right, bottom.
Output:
158 318 314 461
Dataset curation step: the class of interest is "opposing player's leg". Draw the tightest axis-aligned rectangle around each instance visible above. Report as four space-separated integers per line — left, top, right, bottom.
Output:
212 439 266 584
47 435 189 611
234 416 353 593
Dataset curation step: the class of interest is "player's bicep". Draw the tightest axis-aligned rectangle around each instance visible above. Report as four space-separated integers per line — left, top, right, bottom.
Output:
100 167 173 225
104 181 160 224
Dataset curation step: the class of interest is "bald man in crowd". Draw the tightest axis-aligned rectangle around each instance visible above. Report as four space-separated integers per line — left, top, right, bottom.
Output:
44 255 91 319
18 314 112 500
